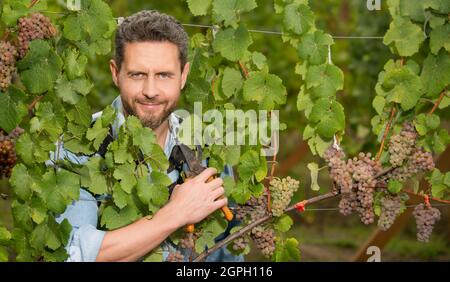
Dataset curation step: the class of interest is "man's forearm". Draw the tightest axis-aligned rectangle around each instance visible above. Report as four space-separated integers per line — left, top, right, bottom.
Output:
95 203 182 262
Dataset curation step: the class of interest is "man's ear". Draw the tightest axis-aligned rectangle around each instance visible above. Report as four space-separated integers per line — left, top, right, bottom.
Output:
180 62 190 90
110 59 120 87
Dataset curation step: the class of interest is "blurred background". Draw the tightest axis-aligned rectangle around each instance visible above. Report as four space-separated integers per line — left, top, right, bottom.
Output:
1 0 449 261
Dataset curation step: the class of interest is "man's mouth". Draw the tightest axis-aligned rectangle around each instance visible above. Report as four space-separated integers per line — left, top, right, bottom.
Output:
137 101 164 110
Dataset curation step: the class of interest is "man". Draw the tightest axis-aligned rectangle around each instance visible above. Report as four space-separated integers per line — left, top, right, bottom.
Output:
53 10 243 262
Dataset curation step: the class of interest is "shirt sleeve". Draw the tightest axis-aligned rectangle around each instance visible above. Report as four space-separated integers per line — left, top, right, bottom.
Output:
55 188 106 262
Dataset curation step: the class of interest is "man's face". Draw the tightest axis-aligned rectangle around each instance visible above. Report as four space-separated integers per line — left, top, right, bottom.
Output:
110 41 189 129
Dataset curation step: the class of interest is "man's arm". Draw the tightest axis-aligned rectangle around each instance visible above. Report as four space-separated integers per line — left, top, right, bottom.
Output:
94 167 226 262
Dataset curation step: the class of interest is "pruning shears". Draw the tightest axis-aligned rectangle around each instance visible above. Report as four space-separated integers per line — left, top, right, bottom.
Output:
170 143 234 233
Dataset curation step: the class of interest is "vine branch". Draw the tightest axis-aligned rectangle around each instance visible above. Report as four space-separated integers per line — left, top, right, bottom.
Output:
193 191 339 262
375 106 396 161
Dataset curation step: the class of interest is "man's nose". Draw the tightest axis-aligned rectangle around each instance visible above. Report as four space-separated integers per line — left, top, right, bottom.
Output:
142 75 159 98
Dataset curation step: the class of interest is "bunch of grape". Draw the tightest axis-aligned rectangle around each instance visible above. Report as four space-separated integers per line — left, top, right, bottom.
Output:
0 40 18 91
231 236 249 252
413 204 441 243
268 177 300 217
166 250 185 262
377 194 405 231
335 152 381 224
235 193 269 223
410 149 434 172
17 13 57 58
250 226 275 258
0 127 24 178
388 122 417 167
324 147 353 194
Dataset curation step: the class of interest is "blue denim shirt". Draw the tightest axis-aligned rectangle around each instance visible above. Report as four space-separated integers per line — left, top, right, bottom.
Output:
51 97 244 262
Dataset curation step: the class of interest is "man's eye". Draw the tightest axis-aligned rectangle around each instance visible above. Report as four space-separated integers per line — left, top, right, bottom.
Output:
158 73 170 79
131 73 145 79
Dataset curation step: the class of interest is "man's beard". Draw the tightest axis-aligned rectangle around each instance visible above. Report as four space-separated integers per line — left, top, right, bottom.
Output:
122 97 177 129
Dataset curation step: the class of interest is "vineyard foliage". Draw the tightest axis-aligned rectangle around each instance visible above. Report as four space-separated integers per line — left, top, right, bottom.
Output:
0 0 449 262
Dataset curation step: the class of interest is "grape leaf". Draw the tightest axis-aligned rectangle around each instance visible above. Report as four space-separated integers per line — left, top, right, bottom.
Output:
0 88 27 133
382 66 424 111
243 71 287 110
1 0 48 26
283 4 314 35
430 23 450 54
186 0 212 16
305 64 344 99
213 25 253 61
212 0 257 27
421 51 450 98
383 17 425 57
17 40 63 94
297 30 334 65
63 0 114 41
308 98 345 139
221 67 243 98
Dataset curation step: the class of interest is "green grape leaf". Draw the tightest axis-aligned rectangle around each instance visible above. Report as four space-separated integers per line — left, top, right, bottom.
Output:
283 4 314 35
221 67 243 98
9 164 32 201
113 163 137 193
64 49 88 80
213 25 253 61
421 51 450 98
100 205 140 230
296 86 313 117
383 17 425 57
0 227 11 245
297 30 334 65
430 23 450 54
382 66 424 111
305 64 344 99
195 216 227 254
16 40 63 94
1 0 48 26
40 170 80 214
30 197 47 224
63 0 114 41
86 118 109 150
237 150 264 182
309 98 345 140
0 88 27 134
388 180 403 194
251 52 267 70
231 182 252 204
243 71 287 110
81 156 108 195
112 183 128 209
372 96 386 116
0 247 7 262
274 238 300 262
273 214 293 232
212 0 257 27
187 0 212 16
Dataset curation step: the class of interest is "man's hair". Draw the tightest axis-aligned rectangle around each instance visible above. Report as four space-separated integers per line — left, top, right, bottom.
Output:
114 10 189 71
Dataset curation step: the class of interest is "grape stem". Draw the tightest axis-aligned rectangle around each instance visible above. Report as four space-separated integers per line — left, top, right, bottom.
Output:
27 95 44 113
375 106 396 161
238 61 250 79
428 88 447 115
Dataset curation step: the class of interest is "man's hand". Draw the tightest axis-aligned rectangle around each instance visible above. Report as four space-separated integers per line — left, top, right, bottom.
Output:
166 167 227 227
